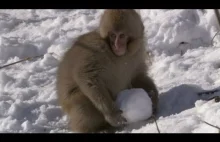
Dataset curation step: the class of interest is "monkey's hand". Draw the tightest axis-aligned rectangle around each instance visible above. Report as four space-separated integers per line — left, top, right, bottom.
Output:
105 109 127 127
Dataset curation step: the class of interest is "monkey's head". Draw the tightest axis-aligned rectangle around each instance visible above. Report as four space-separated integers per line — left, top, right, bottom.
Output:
99 9 144 56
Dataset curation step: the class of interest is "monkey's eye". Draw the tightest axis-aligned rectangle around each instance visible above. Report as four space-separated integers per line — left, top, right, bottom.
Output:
109 33 116 39
119 33 126 39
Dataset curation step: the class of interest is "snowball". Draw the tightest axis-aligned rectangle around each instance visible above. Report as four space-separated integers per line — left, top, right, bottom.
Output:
116 88 152 123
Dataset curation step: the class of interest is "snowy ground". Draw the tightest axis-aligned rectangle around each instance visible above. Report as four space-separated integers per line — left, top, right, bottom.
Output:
0 9 220 133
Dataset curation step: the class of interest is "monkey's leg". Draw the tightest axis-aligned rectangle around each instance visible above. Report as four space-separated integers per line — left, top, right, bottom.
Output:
67 91 112 133
131 73 159 115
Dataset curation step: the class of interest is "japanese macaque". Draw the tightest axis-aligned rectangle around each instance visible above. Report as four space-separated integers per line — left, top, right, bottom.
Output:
56 9 159 133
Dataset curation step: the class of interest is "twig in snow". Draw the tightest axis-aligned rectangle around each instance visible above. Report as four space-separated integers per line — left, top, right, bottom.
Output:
200 119 220 133
197 89 220 96
197 88 220 103
211 9 220 45
0 52 60 70
214 9 220 28
152 115 161 133
0 54 44 70
211 31 220 46
208 96 220 102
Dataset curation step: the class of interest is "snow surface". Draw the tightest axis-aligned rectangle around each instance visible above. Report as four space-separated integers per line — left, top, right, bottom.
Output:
116 88 152 123
0 9 220 133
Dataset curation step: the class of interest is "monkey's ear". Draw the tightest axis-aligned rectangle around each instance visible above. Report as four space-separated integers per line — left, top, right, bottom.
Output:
133 9 145 34
134 9 141 15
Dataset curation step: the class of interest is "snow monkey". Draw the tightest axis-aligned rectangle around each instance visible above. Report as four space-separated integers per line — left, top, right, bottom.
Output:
56 9 159 133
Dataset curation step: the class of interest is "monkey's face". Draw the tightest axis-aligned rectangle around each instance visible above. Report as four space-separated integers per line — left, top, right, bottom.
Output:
108 30 129 56
100 9 144 56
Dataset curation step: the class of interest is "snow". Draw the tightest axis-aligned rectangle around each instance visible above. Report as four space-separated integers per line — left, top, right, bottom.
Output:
116 88 152 123
0 9 220 133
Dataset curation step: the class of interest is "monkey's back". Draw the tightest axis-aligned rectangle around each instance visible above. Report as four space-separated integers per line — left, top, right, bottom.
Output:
56 31 112 107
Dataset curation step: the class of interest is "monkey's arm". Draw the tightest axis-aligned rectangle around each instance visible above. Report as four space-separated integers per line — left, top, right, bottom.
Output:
75 70 126 127
131 72 159 115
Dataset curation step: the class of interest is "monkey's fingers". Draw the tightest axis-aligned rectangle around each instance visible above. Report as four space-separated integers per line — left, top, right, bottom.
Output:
117 115 128 126
105 113 127 127
114 112 128 127
105 117 120 127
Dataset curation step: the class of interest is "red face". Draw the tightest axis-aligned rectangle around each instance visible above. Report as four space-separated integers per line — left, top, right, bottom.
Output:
108 31 129 56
